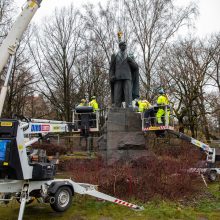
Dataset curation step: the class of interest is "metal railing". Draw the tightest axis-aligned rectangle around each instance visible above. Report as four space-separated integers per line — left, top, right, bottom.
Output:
141 105 175 131
72 110 100 132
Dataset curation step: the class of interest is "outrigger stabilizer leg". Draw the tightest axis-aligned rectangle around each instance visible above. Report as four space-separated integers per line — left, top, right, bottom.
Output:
18 184 29 220
67 181 144 211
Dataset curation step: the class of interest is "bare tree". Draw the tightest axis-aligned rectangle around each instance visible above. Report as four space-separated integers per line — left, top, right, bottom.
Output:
29 6 82 121
161 39 212 139
82 2 121 105
83 2 119 65
0 0 14 39
0 2 37 118
124 0 197 98
209 33 220 92
3 31 37 118
83 0 197 101
0 0 14 78
75 38 110 107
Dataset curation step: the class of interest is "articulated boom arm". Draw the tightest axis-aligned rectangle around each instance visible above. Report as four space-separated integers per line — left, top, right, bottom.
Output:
21 119 73 147
0 0 43 74
0 0 43 117
23 119 71 135
168 130 212 153
168 130 216 163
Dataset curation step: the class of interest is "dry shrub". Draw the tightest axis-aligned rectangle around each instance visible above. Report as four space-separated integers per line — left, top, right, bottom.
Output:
32 142 69 156
60 148 204 202
33 139 204 202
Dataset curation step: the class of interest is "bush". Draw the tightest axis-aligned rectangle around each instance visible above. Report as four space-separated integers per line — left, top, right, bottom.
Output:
60 152 203 202
32 142 69 156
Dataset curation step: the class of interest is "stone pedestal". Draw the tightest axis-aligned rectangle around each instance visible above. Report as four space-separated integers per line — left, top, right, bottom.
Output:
98 108 149 164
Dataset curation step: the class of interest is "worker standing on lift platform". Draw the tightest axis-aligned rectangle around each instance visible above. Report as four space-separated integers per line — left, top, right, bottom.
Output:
89 96 99 129
156 88 170 125
89 96 99 112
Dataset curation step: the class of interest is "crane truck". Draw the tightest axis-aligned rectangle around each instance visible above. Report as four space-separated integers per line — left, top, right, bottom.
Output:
0 1 143 220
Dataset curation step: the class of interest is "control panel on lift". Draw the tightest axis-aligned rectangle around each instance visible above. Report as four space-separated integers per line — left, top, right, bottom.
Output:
0 119 56 181
0 120 21 179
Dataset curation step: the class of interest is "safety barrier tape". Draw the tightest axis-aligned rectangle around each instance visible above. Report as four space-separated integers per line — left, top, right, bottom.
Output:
114 199 137 208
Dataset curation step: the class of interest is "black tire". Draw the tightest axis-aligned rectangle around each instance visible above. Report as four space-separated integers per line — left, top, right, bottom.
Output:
50 186 73 212
208 170 217 182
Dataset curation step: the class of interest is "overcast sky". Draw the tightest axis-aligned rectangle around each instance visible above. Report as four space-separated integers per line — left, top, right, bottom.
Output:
14 0 220 37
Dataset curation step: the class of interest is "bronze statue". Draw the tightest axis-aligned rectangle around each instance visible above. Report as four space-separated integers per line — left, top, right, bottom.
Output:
109 42 139 107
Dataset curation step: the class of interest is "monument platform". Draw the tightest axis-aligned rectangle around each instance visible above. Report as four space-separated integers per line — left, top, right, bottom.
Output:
98 108 149 164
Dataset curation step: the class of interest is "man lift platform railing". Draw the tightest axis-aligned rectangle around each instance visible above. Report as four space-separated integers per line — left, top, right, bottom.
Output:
142 104 175 132
141 88 174 132
72 105 100 152
72 100 100 133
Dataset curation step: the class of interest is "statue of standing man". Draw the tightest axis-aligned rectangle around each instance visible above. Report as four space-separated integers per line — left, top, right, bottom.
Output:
109 42 139 108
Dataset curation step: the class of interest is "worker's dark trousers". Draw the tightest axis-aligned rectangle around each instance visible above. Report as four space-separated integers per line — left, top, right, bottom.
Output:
144 108 155 126
114 79 132 107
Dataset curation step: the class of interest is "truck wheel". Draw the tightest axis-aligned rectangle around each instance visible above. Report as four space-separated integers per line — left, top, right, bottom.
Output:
50 186 72 212
208 170 217 182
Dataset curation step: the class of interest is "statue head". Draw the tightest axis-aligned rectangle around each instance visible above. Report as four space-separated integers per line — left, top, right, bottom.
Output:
119 41 127 52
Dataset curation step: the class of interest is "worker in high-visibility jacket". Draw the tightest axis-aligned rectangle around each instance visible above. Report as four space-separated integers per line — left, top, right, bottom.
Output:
156 89 170 124
137 99 152 112
89 96 99 112
79 99 88 106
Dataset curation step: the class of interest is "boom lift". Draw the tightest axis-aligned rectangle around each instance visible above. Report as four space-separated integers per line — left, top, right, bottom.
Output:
0 118 143 220
0 1 143 220
143 105 220 181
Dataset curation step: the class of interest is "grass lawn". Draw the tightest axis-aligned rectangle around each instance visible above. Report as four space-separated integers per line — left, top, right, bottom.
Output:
0 183 220 220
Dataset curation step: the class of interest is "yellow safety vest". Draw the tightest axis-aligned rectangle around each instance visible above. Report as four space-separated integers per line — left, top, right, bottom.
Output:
138 100 151 112
157 95 169 105
89 99 99 111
